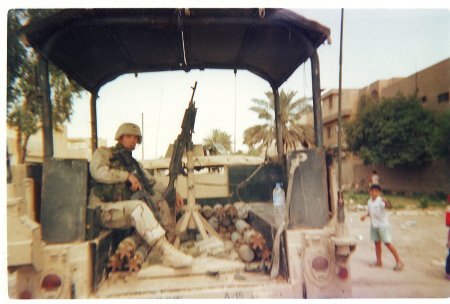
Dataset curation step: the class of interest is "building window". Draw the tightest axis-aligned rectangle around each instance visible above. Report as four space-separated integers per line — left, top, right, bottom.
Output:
437 92 449 103
371 90 379 101
327 126 332 138
421 96 427 103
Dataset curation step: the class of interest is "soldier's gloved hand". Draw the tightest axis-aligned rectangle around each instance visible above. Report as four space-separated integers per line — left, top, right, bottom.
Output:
175 191 184 209
127 173 143 192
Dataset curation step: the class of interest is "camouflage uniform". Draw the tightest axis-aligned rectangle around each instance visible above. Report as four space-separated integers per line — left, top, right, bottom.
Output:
89 123 193 268
89 143 166 246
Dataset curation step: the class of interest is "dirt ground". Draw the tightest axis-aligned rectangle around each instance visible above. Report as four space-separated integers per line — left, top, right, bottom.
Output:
347 209 449 298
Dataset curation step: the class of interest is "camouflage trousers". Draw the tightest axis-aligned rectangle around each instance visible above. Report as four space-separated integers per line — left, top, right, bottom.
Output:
89 195 165 246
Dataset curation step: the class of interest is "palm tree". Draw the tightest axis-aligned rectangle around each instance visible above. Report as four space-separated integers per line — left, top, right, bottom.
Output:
203 129 232 153
243 89 314 156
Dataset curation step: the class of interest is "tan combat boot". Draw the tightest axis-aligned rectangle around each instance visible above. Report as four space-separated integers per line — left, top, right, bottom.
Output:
154 237 194 268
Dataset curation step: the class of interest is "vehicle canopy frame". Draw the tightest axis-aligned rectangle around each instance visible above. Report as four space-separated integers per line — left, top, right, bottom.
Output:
19 8 329 160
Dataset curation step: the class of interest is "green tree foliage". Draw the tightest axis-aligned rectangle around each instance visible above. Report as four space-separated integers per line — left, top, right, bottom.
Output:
203 129 232 153
430 110 450 160
243 89 313 156
7 9 26 106
345 94 436 167
7 9 83 163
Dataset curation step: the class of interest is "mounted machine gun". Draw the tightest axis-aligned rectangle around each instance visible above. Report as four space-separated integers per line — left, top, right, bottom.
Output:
162 81 197 208
162 82 222 246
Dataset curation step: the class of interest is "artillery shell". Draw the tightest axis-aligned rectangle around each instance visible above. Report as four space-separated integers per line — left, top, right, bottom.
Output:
227 224 236 232
128 256 142 272
208 216 220 231
213 203 224 213
231 231 242 243
135 243 150 260
249 232 266 251
243 229 255 243
256 246 271 262
128 243 150 272
220 231 231 240
235 219 250 233
221 215 231 227
225 204 238 215
237 244 254 262
234 202 249 219
213 204 225 219
117 234 142 259
202 205 214 219
218 225 228 234
108 253 125 272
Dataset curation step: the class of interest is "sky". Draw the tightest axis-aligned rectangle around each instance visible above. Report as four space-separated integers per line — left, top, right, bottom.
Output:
2 1 450 161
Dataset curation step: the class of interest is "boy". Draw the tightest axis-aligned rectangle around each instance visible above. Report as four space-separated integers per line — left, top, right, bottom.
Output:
361 184 404 271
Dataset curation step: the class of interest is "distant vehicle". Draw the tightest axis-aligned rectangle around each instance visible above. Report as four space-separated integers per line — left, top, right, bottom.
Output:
8 8 356 299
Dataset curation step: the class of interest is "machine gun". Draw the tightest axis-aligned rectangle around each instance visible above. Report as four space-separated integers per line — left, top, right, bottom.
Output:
163 82 198 208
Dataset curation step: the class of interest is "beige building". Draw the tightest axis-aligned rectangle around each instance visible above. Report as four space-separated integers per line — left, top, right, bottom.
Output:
381 58 450 114
7 125 106 164
323 57 450 149
321 57 450 194
321 89 360 148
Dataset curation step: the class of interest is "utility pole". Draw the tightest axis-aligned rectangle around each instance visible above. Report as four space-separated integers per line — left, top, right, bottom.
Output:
337 8 345 224
141 112 144 162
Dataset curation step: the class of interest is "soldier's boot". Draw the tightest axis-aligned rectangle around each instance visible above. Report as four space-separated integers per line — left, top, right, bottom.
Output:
154 237 194 268
130 202 192 268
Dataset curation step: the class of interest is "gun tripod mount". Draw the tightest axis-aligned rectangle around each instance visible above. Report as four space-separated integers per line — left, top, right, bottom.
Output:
173 141 222 247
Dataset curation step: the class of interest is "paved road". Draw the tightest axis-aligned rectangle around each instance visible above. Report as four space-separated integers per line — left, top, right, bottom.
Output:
347 209 449 298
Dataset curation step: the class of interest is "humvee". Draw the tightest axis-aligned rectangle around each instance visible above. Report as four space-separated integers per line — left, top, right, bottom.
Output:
7 8 356 298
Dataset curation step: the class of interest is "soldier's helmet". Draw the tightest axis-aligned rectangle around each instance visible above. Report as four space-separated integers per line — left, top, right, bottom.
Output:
115 123 142 144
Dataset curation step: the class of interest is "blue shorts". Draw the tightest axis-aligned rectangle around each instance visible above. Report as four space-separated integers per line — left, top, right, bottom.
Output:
370 226 392 243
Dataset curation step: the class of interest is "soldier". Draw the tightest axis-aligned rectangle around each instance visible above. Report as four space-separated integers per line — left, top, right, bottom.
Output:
89 122 193 268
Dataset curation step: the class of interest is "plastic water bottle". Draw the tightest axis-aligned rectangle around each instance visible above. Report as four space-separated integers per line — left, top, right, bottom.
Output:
273 183 286 227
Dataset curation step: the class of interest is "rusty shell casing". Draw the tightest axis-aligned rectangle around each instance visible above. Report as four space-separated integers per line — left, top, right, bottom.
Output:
221 214 231 227
117 233 143 259
249 232 266 250
231 231 242 243
202 205 214 219
227 224 236 232
213 204 225 219
208 216 220 231
108 252 125 272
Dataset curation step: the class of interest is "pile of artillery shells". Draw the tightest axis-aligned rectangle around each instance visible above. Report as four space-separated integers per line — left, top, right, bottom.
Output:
108 233 150 272
200 202 271 264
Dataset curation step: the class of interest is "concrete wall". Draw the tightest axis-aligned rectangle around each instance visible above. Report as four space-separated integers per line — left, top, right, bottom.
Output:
358 78 403 102
341 155 450 194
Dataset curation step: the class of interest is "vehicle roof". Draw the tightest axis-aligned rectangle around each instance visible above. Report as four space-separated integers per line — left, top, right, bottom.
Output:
20 8 330 92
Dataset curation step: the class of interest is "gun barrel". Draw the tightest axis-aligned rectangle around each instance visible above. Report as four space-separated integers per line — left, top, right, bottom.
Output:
190 81 197 103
